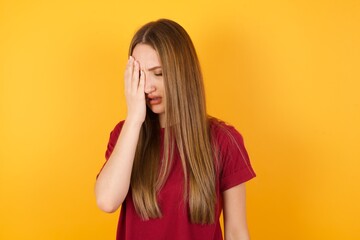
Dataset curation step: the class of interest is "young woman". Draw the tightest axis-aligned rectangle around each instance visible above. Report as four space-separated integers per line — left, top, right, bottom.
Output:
95 19 256 240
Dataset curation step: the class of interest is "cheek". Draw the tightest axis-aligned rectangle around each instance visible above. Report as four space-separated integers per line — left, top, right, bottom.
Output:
159 80 165 92
161 85 166 99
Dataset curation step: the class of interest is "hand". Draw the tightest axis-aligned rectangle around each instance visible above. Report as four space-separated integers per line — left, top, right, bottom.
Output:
124 56 146 125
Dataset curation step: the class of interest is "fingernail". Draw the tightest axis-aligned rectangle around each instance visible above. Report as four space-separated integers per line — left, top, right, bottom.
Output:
129 56 133 61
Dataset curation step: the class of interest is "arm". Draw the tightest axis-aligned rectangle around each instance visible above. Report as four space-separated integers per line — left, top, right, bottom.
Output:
223 183 250 240
95 57 146 213
95 120 142 213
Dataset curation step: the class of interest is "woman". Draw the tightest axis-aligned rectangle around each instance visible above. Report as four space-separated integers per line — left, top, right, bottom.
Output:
95 19 256 240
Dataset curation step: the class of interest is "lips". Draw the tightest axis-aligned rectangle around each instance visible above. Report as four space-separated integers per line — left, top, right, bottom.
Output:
147 96 162 105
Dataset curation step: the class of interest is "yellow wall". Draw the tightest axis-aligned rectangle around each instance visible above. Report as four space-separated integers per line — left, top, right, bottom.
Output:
1 0 359 239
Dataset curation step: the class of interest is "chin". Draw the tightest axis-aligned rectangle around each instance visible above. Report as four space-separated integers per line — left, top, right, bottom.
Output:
149 106 165 115
151 109 165 115
148 105 165 114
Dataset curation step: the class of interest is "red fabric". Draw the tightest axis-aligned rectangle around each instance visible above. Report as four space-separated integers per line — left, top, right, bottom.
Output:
101 119 256 240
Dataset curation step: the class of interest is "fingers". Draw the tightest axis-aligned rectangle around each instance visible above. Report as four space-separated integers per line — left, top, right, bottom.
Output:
131 60 140 91
125 56 145 95
138 69 145 92
125 56 134 90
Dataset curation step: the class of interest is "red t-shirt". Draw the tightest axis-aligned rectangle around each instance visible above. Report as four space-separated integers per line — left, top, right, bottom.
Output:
102 119 256 240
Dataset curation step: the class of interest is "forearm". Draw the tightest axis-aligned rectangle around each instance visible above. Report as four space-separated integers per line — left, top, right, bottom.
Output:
95 119 142 212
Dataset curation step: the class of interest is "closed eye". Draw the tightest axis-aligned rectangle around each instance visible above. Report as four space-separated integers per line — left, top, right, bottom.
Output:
154 73 163 76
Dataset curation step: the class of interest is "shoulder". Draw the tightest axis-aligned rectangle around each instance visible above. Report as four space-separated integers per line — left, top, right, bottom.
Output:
208 117 245 147
108 120 126 143
108 120 126 138
105 120 125 160
209 117 256 190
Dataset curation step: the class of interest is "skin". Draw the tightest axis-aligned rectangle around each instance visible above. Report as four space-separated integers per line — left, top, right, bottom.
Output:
132 44 166 127
95 43 250 239
95 44 165 212
223 184 250 240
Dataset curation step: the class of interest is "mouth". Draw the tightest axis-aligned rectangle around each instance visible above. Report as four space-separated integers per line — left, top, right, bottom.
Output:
147 96 162 105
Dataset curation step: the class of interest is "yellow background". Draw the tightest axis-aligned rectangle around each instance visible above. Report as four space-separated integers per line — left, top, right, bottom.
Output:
1 0 359 239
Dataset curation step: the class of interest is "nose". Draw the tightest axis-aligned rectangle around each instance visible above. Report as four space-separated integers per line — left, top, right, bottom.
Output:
144 72 156 94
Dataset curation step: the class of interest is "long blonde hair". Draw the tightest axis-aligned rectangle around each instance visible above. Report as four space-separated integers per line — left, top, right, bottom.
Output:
129 19 217 224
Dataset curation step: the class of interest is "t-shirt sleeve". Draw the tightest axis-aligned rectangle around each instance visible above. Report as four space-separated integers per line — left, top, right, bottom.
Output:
216 123 256 192
105 120 125 160
97 120 125 178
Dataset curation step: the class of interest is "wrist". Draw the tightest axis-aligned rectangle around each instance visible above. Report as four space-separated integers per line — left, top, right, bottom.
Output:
124 117 144 129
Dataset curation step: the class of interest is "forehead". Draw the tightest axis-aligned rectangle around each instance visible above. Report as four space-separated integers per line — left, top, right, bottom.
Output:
132 44 161 68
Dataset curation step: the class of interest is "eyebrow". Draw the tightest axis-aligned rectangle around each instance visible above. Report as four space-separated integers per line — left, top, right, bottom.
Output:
147 66 162 71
